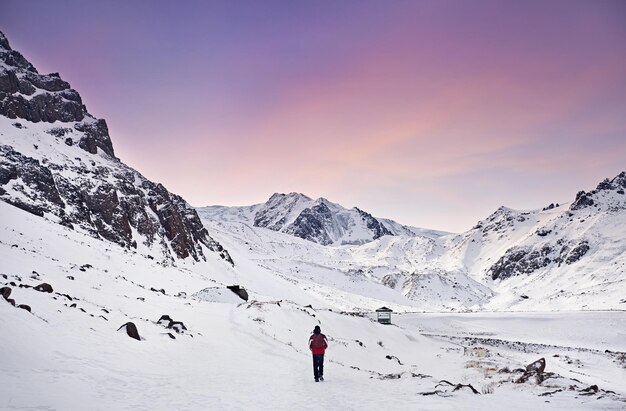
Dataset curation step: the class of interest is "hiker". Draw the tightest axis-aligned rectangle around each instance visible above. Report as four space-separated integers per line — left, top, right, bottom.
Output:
308 325 328 382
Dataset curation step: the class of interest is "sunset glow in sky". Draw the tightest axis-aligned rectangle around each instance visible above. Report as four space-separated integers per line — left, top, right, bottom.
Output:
2 0 625 231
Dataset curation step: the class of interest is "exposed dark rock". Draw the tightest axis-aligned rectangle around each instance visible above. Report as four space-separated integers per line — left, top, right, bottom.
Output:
285 202 334 245
33 283 53 293
536 229 552 237
227 285 249 301
167 321 187 333
385 355 403 365
490 240 590 280
355 207 393 240
6 298 15 306
571 191 594 210
435 380 480 394
490 245 553 280
515 358 548 384
74 119 114 157
17 304 31 312
66 276 75 280
165 332 176 339
150 287 165 295
526 357 546 374
580 385 599 396
0 286 11 300
157 314 172 326
117 322 141 341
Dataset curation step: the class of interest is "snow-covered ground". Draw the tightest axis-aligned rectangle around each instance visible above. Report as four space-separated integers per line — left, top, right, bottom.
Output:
2 202 625 410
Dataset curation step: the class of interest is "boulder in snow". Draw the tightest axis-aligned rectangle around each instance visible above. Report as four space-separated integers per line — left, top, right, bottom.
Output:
227 285 249 301
526 357 546 374
0 286 11 300
34 283 53 293
117 322 141 341
157 314 172 326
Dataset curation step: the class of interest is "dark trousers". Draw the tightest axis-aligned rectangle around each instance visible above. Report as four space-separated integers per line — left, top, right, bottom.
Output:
313 354 324 378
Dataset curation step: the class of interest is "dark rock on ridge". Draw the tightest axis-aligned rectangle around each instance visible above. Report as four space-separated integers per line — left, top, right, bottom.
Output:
490 240 590 280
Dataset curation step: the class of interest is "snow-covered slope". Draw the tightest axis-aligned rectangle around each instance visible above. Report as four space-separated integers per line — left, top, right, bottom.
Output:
2 201 625 410
199 192 443 246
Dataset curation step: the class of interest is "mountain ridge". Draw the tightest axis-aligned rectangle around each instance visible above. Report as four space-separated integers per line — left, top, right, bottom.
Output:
197 191 446 246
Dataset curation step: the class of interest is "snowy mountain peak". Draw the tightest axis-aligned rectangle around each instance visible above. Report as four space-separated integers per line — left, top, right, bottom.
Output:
198 192 432 246
571 171 626 211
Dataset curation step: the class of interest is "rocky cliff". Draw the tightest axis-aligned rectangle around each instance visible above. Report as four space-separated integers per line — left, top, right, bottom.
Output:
0 31 232 264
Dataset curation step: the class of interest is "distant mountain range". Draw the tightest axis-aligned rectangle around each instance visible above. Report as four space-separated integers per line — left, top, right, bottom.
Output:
198 192 446 246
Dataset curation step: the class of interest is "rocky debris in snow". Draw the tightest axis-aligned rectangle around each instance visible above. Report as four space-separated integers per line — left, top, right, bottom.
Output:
515 358 551 384
66 276 75 280
580 385 599 396
385 355 403 365
420 380 480 396
6 298 16 306
150 287 166 295
536 228 552 237
156 314 187 334
117 322 141 341
164 332 176 339
33 283 53 293
227 285 249 301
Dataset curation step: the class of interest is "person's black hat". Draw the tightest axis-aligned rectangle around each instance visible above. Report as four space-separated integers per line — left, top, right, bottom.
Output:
313 325 321 334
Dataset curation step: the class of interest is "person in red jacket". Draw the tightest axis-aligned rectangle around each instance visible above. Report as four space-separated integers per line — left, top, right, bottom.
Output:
308 325 328 382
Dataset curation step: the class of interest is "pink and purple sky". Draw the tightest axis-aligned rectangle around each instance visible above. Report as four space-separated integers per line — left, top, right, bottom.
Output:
2 0 625 232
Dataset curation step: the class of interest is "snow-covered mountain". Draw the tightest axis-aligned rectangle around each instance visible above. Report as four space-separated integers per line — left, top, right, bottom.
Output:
0 30 232 265
198 192 444 246
198 172 626 311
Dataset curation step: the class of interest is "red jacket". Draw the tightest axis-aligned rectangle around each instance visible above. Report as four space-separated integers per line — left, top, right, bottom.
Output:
309 333 328 355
